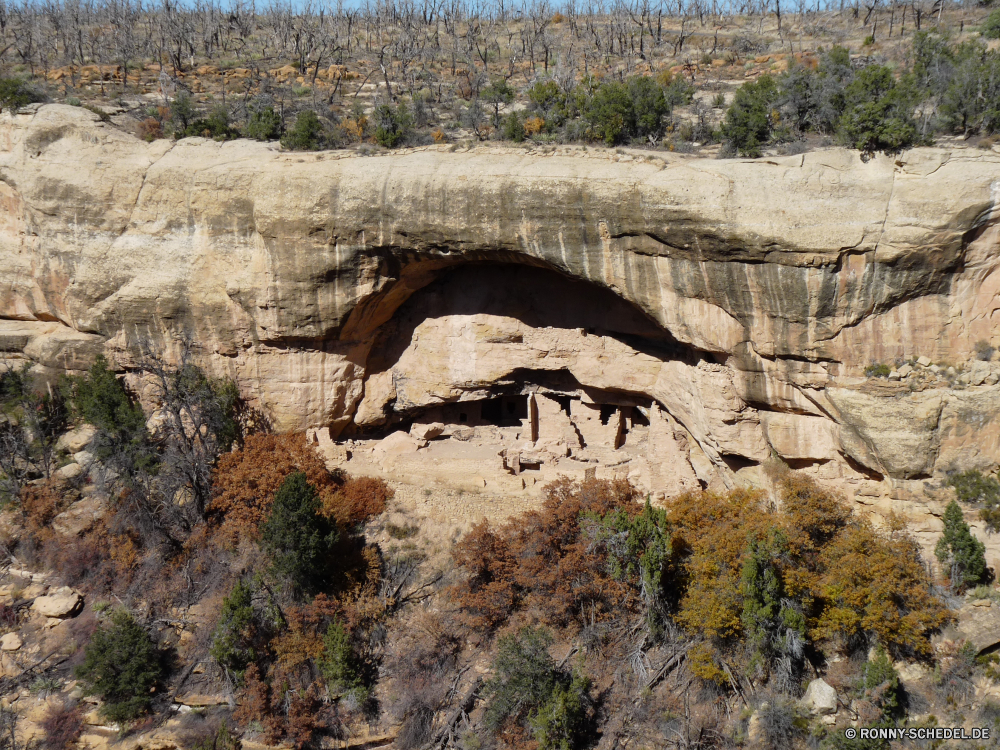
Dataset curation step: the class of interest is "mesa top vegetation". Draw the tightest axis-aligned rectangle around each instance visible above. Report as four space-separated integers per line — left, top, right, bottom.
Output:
1 0 999 156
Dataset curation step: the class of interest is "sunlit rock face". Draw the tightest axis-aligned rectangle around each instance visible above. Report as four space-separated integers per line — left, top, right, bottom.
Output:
3 103 1000 517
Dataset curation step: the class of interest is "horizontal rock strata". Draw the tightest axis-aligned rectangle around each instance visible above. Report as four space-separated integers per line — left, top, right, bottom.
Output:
2 104 1000 524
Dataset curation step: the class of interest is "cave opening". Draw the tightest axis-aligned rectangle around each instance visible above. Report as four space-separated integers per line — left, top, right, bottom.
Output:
347 261 695 438
332 260 715 496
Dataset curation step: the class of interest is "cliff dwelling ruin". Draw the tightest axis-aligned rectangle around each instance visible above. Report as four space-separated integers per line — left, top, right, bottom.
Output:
314 263 771 503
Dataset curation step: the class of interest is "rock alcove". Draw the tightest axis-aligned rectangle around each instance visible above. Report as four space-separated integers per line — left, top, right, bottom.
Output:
333 262 741 496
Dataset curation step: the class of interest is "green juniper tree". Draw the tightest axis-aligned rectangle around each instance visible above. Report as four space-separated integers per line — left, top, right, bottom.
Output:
739 531 806 689
261 471 339 594
75 610 164 723
318 619 366 698
373 101 413 147
0 77 43 112
587 500 672 636
721 74 780 157
483 626 558 730
244 99 283 141
838 65 918 156
481 78 515 129
935 500 988 590
210 579 258 682
281 109 324 150
483 626 590 749
585 80 634 145
529 671 591 750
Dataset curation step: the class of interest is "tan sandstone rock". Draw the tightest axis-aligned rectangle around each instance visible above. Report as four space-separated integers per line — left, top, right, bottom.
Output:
31 588 83 618
374 431 424 455
1 105 1000 528
51 496 106 537
54 424 96 453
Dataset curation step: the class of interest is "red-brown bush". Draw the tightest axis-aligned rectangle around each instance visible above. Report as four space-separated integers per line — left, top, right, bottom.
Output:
286 684 327 749
20 482 64 541
451 477 640 630
136 117 163 140
209 433 341 545
323 476 393 526
233 664 283 743
209 433 390 549
41 701 83 750
42 525 116 594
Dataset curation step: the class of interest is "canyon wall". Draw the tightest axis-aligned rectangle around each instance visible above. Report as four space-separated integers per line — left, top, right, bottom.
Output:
3 103 1000 516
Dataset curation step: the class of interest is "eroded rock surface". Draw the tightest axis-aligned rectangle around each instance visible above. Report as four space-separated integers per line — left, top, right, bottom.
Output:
31 588 83 618
2 104 1000 527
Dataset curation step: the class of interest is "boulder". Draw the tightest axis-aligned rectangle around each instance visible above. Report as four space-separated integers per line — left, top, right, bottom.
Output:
73 450 95 470
55 425 96 454
969 360 992 386
897 364 913 378
944 601 1000 654
0 633 22 651
53 462 82 480
917 356 932 367
800 678 838 716
31 588 83 618
410 422 445 440
761 412 839 461
373 431 424 455
51 496 106 537
827 389 945 479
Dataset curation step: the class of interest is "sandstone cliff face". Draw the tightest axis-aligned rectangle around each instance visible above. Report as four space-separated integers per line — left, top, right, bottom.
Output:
3 104 1000 512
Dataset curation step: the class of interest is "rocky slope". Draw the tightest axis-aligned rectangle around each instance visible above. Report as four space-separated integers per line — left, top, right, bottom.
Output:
2 104 1000 533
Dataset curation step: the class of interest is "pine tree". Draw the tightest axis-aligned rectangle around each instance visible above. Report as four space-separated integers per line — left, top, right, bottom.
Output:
75 610 164 723
935 501 988 590
739 531 805 683
318 620 365 697
210 579 257 681
261 471 339 594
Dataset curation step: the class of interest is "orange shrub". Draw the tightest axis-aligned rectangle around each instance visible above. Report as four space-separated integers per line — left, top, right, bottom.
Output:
523 116 545 135
453 472 950 675
273 593 342 670
20 482 64 540
813 520 952 655
342 117 367 141
655 69 675 87
286 684 326 749
210 432 390 544
452 521 519 630
209 433 340 545
233 664 283 742
137 117 163 141
669 487 776 640
669 476 950 658
108 532 141 575
323 476 393 526
452 478 640 630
